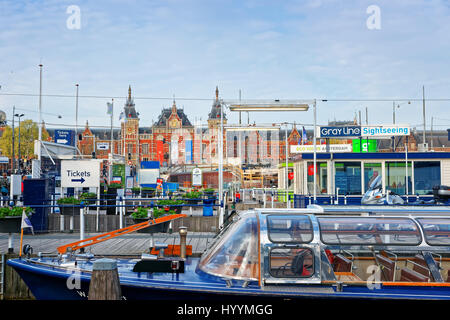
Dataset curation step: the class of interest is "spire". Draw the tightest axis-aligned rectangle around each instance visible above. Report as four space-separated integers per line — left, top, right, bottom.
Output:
128 85 132 100
172 95 177 113
215 86 219 100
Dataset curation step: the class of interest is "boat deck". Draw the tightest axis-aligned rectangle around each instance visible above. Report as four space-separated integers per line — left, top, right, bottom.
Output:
0 232 216 256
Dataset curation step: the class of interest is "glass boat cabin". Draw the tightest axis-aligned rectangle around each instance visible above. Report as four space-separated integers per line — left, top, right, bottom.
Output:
198 209 450 286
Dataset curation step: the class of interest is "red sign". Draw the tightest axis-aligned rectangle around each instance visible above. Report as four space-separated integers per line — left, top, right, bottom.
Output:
156 178 163 190
308 165 316 176
288 172 294 180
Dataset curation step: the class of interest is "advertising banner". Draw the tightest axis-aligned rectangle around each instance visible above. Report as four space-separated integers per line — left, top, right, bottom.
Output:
290 144 352 153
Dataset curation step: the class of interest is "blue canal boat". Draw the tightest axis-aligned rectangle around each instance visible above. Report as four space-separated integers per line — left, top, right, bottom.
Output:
7 209 450 300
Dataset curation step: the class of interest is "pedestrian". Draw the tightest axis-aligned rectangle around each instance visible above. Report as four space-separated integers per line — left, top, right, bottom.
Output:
1 173 9 196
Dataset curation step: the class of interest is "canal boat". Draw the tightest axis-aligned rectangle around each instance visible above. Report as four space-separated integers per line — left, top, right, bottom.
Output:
7 209 450 300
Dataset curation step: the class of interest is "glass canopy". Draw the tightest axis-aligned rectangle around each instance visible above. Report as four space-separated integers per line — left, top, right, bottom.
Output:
318 217 422 245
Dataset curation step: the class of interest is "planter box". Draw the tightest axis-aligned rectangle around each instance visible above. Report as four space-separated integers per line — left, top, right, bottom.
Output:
184 199 200 205
133 218 171 234
59 206 81 216
0 216 22 233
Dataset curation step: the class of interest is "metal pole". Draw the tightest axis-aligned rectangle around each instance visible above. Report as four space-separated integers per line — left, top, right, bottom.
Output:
110 99 114 156
11 106 15 173
38 64 42 162
392 101 396 151
422 86 426 149
405 136 409 201
285 123 288 208
313 100 317 203
80 205 85 241
431 116 434 149
75 84 79 150
218 100 224 227
17 116 21 172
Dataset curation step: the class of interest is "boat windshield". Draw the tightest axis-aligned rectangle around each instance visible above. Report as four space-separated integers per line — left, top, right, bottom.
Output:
417 218 450 246
198 212 259 281
318 217 422 245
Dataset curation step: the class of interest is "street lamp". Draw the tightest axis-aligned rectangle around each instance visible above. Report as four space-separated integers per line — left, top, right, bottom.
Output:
14 113 24 173
222 99 314 226
393 101 410 125
392 101 410 151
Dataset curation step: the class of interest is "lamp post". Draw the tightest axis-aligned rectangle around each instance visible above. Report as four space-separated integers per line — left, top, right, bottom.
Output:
75 84 79 151
11 106 15 173
223 99 311 227
14 113 24 173
38 64 43 163
392 101 410 151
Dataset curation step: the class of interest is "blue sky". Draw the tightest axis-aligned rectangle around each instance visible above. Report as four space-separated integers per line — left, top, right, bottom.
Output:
1 0 450 131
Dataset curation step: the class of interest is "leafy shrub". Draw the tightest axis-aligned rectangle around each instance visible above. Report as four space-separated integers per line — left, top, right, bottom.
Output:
57 196 82 205
0 206 33 218
157 199 184 206
131 207 149 219
183 191 202 199
153 207 176 218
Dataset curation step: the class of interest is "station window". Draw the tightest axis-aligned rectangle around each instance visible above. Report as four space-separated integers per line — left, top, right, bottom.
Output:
386 162 412 195
334 162 361 195
364 163 382 192
414 161 440 195
307 162 328 194
267 215 313 243
269 248 314 278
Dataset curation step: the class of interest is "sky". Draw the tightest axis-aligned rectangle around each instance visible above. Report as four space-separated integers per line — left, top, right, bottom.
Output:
0 0 450 132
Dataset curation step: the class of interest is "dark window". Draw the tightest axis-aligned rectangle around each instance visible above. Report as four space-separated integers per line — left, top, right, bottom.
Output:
267 215 313 243
269 248 314 278
414 161 440 195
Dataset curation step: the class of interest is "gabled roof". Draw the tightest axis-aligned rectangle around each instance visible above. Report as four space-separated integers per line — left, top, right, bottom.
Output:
154 104 192 127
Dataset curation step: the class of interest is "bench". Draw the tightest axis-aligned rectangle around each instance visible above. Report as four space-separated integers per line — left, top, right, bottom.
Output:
333 254 352 273
413 254 433 280
375 254 396 281
400 268 430 282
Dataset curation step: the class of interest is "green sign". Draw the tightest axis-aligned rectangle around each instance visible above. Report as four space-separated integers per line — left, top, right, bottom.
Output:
352 139 377 153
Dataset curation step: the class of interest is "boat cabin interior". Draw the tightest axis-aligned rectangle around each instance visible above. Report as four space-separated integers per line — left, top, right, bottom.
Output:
197 210 450 287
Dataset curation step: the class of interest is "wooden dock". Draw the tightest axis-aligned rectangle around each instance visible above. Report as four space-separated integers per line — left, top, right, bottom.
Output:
0 232 216 256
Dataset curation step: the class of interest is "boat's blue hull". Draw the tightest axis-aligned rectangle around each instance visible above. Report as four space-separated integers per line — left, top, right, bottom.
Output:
7 258 450 300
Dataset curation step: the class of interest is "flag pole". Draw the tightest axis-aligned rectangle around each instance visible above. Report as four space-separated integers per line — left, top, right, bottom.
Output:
19 227 23 257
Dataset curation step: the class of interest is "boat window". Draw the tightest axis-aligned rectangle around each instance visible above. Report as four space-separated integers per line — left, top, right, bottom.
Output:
417 218 450 246
198 212 259 281
269 248 314 278
318 217 421 245
267 215 313 243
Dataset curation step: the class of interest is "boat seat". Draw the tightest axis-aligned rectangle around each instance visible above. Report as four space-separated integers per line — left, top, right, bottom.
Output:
413 254 432 280
400 268 430 282
375 254 395 281
333 254 352 273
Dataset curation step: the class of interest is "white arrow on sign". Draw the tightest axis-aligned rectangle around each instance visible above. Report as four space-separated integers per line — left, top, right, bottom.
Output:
57 139 68 144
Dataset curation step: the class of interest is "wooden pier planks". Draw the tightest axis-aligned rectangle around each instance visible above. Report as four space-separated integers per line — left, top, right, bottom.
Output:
0 232 215 256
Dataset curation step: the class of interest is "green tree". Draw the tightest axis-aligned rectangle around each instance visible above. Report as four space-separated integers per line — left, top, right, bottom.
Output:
0 120 49 160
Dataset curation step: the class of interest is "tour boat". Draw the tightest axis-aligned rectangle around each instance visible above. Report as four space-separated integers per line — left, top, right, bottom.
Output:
7 209 450 300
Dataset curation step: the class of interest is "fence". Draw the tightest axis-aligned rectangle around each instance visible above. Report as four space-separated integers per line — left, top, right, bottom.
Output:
293 194 436 208
2 195 223 234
